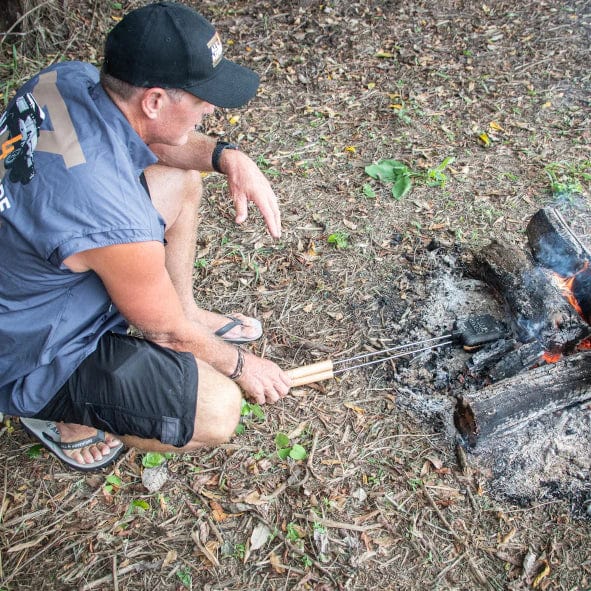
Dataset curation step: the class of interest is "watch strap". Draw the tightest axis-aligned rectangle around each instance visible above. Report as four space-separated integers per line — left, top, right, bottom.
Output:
212 141 238 173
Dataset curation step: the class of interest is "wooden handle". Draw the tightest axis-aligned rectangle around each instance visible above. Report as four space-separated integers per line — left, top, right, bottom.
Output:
288 369 335 387
285 360 333 380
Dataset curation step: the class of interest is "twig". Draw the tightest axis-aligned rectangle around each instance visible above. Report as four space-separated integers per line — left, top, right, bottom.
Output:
295 511 383 533
112 555 119 591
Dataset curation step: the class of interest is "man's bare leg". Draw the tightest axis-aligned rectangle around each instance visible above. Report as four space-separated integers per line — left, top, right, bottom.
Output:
144 164 261 339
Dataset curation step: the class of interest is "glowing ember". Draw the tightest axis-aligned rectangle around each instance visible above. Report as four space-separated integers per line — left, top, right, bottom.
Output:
543 351 562 364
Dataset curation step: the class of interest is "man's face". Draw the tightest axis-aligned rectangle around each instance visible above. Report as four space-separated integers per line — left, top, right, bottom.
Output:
155 91 215 145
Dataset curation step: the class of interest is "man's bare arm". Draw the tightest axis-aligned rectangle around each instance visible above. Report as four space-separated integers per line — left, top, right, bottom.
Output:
63 242 291 403
150 133 282 238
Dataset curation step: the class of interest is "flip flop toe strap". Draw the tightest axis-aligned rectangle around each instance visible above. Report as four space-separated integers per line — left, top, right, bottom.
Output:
58 430 107 451
214 316 242 338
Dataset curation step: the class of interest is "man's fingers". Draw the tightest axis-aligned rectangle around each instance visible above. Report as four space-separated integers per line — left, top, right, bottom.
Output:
234 193 248 224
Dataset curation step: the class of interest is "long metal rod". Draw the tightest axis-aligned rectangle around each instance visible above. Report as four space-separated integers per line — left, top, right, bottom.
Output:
332 333 454 367
333 339 454 375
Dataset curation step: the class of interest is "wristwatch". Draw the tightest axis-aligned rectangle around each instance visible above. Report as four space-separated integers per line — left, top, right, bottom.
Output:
212 140 239 173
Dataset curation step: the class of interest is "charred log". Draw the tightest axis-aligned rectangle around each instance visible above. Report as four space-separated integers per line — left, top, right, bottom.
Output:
455 351 591 447
526 207 590 276
464 239 590 353
466 338 517 374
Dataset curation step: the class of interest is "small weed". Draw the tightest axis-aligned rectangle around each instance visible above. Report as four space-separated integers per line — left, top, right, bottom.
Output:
544 160 590 198
365 157 454 199
327 231 350 249
233 543 246 560
104 474 122 495
176 567 192 589
275 432 308 460
142 452 173 468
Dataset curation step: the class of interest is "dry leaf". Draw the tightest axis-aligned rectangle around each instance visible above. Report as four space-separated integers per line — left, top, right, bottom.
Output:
210 500 229 522
532 560 550 588
163 549 177 567
269 551 285 574
344 402 366 414
249 523 271 552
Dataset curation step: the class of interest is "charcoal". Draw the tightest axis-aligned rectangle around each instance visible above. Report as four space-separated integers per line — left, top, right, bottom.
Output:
466 338 518 374
489 341 545 382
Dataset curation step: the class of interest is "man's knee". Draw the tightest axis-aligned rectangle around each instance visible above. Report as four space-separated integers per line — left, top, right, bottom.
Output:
192 373 242 447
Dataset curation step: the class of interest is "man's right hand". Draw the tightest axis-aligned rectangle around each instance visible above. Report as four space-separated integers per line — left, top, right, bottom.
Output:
236 352 291 405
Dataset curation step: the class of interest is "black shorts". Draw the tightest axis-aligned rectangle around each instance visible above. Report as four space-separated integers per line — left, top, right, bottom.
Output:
33 332 198 447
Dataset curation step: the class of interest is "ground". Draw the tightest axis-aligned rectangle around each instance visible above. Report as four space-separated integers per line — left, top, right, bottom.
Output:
1 0 590 589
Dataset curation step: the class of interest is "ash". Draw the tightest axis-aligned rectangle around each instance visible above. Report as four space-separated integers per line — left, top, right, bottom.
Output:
372 246 591 515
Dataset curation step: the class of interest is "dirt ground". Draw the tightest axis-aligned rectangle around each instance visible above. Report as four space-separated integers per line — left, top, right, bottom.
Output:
1 0 590 589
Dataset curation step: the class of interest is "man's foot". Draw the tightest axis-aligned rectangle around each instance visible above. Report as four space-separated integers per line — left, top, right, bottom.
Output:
57 422 122 467
20 418 124 472
191 310 263 343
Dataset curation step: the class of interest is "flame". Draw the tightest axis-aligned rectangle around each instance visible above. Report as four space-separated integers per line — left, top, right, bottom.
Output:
550 261 588 319
544 261 590 363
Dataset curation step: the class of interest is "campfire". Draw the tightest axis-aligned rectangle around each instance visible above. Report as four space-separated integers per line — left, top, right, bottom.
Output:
453 207 591 448
374 206 591 509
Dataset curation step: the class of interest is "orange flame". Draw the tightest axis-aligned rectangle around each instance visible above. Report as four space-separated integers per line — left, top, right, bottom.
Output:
545 261 590 363
550 261 588 319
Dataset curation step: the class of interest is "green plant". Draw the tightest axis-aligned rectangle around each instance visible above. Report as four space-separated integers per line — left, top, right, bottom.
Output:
286 522 303 542
142 452 173 468
275 432 308 461
544 160 590 197
27 444 43 459
126 499 150 515
365 157 455 199
327 231 350 249
104 474 122 495
365 159 412 199
176 567 192 589
233 542 246 560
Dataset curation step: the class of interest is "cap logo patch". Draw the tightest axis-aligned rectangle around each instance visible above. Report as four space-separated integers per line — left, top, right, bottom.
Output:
207 32 223 68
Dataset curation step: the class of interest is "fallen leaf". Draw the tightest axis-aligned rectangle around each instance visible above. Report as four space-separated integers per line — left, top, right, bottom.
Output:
250 523 271 552
532 560 550 588
269 551 285 573
210 501 229 522
344 402 366 414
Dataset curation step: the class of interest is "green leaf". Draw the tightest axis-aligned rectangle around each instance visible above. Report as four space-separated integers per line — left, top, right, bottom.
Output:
235 423 246 435
392 174 412 199
27 444 43 459
275 432 290 449
362 183 376 198
142 452 166 468
105 474 122 487
289 444 308 460
176 567 192 589
365 159 409 182
130 499 150 512
277 447 291 460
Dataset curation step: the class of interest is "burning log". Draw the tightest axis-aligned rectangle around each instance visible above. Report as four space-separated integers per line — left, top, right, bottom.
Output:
526 207 590 276
464 239 590 361
454 350 591 447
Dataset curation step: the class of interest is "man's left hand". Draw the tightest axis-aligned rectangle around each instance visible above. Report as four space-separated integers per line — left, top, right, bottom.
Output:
223 149 282 239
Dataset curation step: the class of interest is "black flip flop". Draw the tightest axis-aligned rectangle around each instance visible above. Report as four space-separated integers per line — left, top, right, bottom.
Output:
20 418 124 472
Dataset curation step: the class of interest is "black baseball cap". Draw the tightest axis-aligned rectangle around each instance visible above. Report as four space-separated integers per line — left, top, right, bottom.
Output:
103 2 259 108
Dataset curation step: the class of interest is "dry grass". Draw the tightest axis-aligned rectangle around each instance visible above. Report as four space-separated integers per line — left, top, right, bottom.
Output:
1 0 590 589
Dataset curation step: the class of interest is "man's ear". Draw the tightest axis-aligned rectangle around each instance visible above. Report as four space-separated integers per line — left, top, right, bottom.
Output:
141 88 167 120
